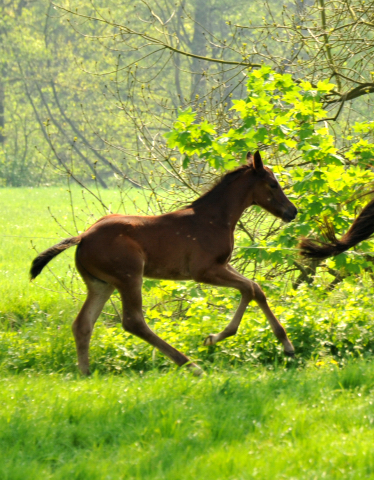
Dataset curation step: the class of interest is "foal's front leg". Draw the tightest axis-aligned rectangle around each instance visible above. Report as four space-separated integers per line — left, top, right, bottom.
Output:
197 264 294 357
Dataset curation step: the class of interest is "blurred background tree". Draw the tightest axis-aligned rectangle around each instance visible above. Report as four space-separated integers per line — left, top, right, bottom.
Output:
3 0 374 287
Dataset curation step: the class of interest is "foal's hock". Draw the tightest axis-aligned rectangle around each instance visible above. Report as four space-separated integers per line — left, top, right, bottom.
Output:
30 151 297 375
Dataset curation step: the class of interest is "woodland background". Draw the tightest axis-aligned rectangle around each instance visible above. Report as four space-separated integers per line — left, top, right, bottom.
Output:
3 2 374 478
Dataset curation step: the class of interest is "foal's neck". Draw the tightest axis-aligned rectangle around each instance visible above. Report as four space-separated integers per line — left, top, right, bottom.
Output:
194 172 254 230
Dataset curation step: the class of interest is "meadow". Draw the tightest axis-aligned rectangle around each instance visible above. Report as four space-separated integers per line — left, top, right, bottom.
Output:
2 364 374 480
2 187 374 478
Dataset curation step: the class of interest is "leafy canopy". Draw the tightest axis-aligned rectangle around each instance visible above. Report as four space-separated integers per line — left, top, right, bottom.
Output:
166 66 374 277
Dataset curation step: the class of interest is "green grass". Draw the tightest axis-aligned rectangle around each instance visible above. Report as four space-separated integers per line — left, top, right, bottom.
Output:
1 362 374 479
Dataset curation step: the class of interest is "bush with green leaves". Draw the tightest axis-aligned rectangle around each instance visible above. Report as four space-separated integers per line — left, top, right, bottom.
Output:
166 65 374 279
2 276 374 374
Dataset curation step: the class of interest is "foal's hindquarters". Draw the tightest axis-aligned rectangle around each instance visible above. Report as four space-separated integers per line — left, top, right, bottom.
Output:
73 225 205 376
71 219 295 376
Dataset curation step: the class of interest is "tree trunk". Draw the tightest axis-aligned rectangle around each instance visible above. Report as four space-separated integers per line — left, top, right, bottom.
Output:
0 69 4 144
190 0 210 98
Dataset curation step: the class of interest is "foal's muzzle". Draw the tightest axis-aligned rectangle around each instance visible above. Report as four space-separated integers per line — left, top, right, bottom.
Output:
282 205 298 223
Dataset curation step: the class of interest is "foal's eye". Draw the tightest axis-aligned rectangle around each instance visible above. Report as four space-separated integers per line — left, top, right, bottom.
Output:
270 184 278 189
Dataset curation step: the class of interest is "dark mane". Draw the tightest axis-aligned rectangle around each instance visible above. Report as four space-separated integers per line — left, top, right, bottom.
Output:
188 165 251 209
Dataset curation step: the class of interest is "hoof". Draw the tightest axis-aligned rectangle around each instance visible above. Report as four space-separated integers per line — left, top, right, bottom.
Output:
284 351 295 358
192 365 204 377
78 366 91 376
204 334 216 346
187 363 204 376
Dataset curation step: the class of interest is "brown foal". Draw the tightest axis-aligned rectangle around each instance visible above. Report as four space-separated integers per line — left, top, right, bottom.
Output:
30 151 297 375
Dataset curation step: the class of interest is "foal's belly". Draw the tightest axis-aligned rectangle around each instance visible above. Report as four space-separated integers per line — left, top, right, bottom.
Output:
144 269 192 281
143 252 192 280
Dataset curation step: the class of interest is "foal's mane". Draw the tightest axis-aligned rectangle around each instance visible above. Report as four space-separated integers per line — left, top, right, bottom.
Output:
188 164 251 209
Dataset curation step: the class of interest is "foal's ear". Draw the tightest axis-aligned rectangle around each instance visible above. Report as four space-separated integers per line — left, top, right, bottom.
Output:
253 151 265 173
246 151 265 172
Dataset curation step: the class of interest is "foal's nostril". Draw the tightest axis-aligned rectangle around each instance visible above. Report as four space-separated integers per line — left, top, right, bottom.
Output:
283 205 298 222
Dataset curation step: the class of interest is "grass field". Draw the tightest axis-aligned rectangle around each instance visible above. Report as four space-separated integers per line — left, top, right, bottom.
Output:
2 363 374 479
2 187 374 478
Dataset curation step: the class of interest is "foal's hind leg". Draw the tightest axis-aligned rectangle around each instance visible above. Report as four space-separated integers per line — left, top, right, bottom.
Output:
197 264 294 356
72 278 114 375
117 278 203 376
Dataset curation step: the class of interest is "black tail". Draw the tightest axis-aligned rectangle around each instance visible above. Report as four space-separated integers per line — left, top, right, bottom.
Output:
30 236 81 280
299 198 374 260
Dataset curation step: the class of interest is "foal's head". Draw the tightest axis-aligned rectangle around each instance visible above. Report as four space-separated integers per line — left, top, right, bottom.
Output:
248 151 297 222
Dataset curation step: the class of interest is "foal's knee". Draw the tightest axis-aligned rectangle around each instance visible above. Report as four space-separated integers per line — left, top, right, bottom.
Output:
122 314 147 336
122 319 135 334
240 281 265 303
